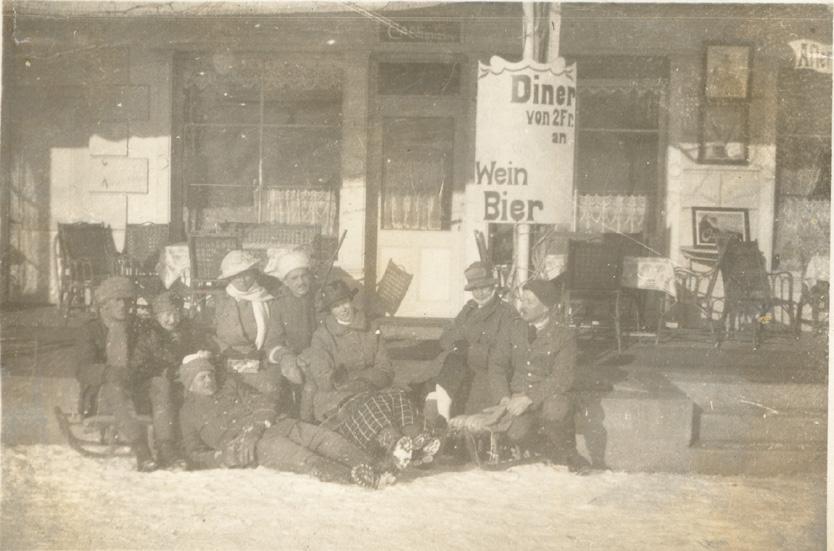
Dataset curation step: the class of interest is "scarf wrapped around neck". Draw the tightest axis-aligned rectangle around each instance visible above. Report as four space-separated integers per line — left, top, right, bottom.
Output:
225 283 274 350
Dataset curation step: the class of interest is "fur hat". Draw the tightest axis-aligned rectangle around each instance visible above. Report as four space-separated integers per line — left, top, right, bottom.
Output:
151 291 181 316
95 276 137 307
267 250 311 281
218 250 260 280
179 351 214 392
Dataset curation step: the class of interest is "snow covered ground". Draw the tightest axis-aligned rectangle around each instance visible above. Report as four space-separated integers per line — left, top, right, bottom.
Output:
1 445 825 551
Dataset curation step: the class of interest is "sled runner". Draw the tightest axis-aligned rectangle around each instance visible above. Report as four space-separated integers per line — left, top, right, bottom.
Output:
54 406 153 458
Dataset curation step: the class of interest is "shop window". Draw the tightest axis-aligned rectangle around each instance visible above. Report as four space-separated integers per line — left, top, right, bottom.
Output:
378 62 461 95
576 86 660 195
179 53 342 233
777 69 832 198
381 117 454 230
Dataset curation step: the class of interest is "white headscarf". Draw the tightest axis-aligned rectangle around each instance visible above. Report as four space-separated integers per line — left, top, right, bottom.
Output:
225 283 274 350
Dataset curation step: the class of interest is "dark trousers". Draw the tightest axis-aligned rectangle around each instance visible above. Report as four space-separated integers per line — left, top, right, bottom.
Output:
505 393 577 461
98 375 176 445
256 418 374 483
434 351 475 418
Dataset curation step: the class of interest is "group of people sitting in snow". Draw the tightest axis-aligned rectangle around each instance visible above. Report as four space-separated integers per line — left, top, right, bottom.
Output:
75 248 585 489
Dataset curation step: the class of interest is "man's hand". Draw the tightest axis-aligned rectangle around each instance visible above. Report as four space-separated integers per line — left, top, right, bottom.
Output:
506 394 533 416
236 431 260 466
279 355 304 385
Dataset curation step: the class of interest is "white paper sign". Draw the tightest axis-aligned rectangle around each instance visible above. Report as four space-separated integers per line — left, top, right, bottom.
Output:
789 39 832 74
468 56 576 225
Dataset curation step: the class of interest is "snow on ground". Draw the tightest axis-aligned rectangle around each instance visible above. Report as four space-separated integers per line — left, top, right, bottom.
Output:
1 445 824 551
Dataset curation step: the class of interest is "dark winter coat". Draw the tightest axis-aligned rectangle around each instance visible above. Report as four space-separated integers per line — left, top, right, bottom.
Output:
494 316 576 407
437 295 516 412
271 287 318 355
132 319 210 380
303 312 393 421
179 377 278 469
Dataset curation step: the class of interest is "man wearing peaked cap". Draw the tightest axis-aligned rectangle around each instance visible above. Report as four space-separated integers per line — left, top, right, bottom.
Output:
492 274 588 472
423 262 516 433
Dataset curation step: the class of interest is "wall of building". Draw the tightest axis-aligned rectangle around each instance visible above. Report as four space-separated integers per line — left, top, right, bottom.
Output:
561 4 832 269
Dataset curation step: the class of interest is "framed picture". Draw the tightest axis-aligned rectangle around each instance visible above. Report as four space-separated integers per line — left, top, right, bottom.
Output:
705 45 751 99
691 207 750 248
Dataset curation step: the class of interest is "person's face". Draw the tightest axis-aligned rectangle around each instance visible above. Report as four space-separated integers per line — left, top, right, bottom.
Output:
100 297 133 322
471 285 496 304
283 268 311 298
230 269 257 292
331 299 354 324
519 290 549 323
155 309 182 332
189 370 217 396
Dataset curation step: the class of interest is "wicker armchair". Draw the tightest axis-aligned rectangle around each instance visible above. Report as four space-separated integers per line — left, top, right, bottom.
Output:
55 222 123 319
186 233 240 312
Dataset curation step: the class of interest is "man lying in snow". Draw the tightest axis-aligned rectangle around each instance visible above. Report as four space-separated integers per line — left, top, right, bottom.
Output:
178 352 396 489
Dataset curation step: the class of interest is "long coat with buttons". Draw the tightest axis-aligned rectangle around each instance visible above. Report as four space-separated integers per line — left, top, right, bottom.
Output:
436 295 516 413
489 316 576 407
302 311 394 422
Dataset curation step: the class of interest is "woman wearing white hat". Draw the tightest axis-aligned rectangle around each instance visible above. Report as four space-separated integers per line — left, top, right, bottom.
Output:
213 250 303 402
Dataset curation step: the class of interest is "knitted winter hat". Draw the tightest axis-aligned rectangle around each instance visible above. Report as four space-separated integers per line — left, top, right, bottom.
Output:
523 278 561 310
179 351 214 392
95 276 137 307
267 250 311 281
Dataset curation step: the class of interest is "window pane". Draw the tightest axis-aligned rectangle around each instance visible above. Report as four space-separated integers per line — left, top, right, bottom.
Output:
181 54 262 125
263 92 342 126
382 117 454 230
577 132 657 194
262 127 342 189
777 135 831 197
378 62 461 95
579 88 659 130
185 126 258 209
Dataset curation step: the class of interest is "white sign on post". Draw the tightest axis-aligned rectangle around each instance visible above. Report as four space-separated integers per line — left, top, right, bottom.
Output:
468 56 576 226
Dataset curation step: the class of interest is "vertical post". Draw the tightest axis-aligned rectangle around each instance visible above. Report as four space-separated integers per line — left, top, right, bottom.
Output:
516 3 537 289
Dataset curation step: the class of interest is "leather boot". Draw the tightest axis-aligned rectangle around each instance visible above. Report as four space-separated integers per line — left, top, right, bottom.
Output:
133 440 158 473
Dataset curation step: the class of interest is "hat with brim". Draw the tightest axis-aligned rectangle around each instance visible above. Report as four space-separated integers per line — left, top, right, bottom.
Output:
218 250 260 280
464 261 498 291
320 279 358 311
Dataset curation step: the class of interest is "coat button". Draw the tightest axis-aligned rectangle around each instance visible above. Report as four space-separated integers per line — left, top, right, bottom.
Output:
527 372 532 376
526 361 531 365
547 351 552 356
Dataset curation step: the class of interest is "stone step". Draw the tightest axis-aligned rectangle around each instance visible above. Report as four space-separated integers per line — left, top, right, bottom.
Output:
698 406 827 443
691 439 826 476
672 380 827 412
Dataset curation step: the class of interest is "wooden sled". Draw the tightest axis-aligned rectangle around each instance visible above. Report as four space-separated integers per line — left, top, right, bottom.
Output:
54 406 153 458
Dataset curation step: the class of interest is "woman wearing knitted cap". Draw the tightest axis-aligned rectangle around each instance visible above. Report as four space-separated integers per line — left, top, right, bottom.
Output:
74 276 177 471
213 250 303 404
178 352 395 488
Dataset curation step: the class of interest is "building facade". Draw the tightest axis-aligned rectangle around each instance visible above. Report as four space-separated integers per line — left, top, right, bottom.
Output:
2 2 830 318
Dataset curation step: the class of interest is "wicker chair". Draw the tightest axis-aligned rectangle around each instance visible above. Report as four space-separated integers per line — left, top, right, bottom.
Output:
715 235 794 349
121 223 170 300
55 222 123 319
185 233 241 312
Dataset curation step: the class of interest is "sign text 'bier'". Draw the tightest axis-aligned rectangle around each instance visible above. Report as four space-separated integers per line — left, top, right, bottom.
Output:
469 57 577 225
